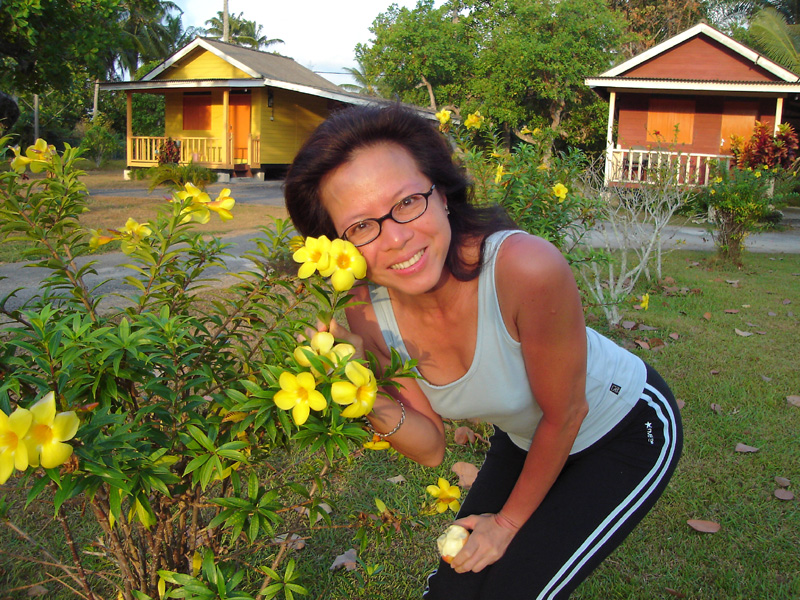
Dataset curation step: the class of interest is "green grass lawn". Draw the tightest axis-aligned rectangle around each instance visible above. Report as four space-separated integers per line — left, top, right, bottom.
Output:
1 249 798 599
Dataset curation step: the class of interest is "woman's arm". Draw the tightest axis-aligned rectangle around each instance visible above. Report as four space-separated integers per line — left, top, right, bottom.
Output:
451 234 589 573
330 284 447 467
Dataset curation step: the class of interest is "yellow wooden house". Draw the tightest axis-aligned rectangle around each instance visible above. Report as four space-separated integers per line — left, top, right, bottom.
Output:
101 37 376 178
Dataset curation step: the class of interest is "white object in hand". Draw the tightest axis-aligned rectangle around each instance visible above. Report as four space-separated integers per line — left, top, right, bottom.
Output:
437 524 470 563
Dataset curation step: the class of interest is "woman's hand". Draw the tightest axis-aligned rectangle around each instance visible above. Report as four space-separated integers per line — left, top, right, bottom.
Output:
449 513 519 573
301 318 366 361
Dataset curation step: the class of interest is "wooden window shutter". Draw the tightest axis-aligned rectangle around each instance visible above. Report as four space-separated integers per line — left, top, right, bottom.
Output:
646 98 695 144
183 93 211 131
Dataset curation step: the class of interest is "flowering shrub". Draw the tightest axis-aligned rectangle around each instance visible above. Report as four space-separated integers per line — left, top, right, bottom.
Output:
731 122 799 170
692 164 793 264
0 137 420 599
449 116 600 262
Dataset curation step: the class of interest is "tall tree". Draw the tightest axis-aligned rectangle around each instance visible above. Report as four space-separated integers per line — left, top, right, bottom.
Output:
203 11 284 50
608 0 707 58
340 60 383 96
749 6 800 70
357 0 625 151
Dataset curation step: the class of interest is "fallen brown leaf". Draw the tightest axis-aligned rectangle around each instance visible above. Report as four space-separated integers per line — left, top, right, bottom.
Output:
703 312 712 321
774 489 794 501
724 309 739 314
735 328 753 337
710 403 722 414
621 320 636 330
387 474 406 485
638 324 658 331
676 399 686 410
452 461 479 489
761 375 772 382
787 395 800 408
782 299 792 305
687 519 721 533
664 588 687 598
454 426 477 445
775 476 791 488
735 443 759 453
26 585 49 597
710 369 720 375
330 548 359 571
669 332 680 340
768 311 777 317
634 339 650 350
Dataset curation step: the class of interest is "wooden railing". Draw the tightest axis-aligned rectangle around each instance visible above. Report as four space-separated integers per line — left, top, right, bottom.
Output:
606 148 733 186
128 135 260 170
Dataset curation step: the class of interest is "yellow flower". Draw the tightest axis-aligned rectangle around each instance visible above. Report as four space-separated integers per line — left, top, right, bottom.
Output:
714 176 723 183
318 238 367 292
293 331 355 377
494 164 505 185
288 236 306 252
552 183 568 202
331 361 377 419
435 109 451 125
532 127 541 135
10 139 57 173
426 477 461 513
273 371 327 426
519 126 533 135
464 111 484 130
537 163 549 171
175 182 212 224
23 392 80 470
207 188 235 221
710 189 716 195
119 218 152 254
292 235 332 279
88 229 116 250
0 407 32 484
363 434 391 451
754 170 762 179
640 293 650 311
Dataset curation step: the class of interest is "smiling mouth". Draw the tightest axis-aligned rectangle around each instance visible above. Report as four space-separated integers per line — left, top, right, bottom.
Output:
390 249 424 270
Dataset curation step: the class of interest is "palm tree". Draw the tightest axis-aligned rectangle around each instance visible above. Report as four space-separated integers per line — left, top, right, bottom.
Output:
339 60 383 96
750 7 800 71
203 12 283 51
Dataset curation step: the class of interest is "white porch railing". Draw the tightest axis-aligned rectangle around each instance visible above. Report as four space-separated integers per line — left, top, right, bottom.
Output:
128 135 261 170
606 148 734 186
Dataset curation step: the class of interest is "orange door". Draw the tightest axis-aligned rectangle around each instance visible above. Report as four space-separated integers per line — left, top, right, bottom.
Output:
229 94 251 163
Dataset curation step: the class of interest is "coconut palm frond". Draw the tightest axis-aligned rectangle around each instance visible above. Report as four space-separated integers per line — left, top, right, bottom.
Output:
751 7 800 71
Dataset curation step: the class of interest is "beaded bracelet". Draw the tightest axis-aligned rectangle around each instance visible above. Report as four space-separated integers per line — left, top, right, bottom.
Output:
364 398 406 439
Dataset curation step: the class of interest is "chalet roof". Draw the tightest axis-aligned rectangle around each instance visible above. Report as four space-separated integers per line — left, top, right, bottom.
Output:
586 23 800 99
100 37 367 106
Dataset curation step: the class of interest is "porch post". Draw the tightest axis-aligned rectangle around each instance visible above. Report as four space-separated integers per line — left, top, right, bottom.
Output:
774 97 784 134
604 91 616 186
126 91 133 167
223 89 230 168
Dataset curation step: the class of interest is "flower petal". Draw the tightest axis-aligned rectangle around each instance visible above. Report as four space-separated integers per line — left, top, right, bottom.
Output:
292 403 310 426
52 412 79 442
273 390 298 410
40 440 73 469
331 381 356 405
29 392 56 426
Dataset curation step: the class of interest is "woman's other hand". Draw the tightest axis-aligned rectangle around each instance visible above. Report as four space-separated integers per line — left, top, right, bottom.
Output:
449 512 519 573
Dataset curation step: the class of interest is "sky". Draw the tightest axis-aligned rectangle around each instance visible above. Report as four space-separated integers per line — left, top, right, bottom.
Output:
172 0 432 87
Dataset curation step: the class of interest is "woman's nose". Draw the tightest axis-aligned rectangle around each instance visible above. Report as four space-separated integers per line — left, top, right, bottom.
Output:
379 217 413 248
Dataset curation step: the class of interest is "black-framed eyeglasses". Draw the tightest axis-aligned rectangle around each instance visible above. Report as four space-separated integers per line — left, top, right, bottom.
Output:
341 185 436 247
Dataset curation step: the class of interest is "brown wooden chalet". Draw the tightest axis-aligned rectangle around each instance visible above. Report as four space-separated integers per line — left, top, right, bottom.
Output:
586 23 800 186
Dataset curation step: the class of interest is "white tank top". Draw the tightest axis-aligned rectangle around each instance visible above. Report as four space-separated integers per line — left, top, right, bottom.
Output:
369 230 646 453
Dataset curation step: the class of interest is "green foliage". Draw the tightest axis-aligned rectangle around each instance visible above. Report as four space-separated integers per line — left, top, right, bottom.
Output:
692 164 794 264
77 114 123 168
451 120 601 261
357 0 626 151
147 161 219 192
0 138 417 599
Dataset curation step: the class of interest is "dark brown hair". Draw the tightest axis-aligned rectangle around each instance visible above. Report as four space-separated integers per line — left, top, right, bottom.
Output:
283 104 515 280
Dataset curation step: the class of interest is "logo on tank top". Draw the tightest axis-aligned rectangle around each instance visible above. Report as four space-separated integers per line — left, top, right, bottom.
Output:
645 421 654 445
609 383 621 395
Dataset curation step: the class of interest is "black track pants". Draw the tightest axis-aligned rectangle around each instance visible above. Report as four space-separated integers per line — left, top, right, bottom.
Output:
423 364 683 600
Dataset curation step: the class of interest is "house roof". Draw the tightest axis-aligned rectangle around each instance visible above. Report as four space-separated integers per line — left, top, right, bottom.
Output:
100 37 373 107
586 23 800 99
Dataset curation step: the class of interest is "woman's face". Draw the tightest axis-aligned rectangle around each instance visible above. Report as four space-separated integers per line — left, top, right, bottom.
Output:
320 142 452 296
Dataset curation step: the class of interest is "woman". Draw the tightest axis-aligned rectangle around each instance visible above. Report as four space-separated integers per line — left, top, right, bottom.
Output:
283 104 682 599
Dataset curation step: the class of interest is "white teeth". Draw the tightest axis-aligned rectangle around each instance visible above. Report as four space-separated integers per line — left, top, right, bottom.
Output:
390 249 424 270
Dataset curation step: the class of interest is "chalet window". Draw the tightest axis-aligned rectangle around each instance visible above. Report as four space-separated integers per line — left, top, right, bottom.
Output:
183 92 211 131
720 101 758 153
646 98 695 144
